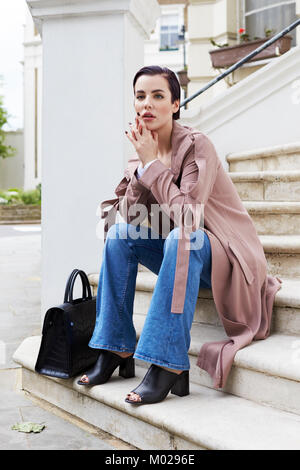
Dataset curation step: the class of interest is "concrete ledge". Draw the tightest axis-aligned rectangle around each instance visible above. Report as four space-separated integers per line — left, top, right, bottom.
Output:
90 271 300 311
226 142 300 162
12 336 300 450
230 170 300 182
258 235 300 253
243 201 300 214
240 202 300 236
89 273 300 334
0 204 41 224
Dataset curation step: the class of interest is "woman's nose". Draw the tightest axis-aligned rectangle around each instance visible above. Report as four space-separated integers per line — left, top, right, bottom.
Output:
144 96 153 106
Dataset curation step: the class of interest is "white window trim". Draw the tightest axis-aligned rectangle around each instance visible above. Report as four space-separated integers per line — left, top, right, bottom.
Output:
238 0 297 42
245 0 296 17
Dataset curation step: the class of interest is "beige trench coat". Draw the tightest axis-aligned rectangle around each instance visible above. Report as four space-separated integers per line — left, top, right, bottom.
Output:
99 120 282 389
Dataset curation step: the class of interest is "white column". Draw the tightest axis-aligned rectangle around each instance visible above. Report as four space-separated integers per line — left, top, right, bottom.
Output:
23 6 42 191
26 0 160 319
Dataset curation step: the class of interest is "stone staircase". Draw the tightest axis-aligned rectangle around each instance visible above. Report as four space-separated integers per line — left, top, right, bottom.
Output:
13 141 300 450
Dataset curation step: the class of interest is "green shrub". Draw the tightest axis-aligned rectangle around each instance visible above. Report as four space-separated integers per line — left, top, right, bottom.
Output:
0 184 41 205
20 187 41 205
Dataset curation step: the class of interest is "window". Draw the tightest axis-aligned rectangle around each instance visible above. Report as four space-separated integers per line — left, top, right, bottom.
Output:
243 1 297 47
160 14 179 51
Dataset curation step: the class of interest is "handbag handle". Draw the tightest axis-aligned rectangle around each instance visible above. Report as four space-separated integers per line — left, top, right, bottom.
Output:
64 269 90 303
64 269 85 303
69 270 92 303
65 269 93 304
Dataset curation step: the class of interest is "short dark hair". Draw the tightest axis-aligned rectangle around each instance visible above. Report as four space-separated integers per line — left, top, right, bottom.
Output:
133 65 181 120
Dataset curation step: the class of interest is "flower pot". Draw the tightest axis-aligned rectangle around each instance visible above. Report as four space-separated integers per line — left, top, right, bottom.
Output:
209 35 292 68
177 70 190 87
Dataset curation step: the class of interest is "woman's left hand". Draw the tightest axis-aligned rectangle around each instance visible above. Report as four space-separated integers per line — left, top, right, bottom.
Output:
125 115 159 167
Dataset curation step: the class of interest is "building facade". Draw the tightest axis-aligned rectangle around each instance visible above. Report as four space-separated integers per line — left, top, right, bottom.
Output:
22 0 299 189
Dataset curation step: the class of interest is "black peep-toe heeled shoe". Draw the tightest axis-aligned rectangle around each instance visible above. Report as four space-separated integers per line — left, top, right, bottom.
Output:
77 349 135 386
125 364 189 405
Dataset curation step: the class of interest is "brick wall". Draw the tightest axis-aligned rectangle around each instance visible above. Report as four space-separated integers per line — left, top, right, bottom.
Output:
0 204 41 224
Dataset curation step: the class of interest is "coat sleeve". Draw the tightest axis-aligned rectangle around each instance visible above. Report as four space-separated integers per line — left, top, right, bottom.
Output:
136 133 220 234
116 159 151 225
99 158 150 239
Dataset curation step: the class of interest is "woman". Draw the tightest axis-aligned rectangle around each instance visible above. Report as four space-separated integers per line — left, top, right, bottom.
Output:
78 66 282 405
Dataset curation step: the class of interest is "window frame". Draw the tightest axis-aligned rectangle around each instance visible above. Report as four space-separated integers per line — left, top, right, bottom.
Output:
239 0 297 45
159 14 180 52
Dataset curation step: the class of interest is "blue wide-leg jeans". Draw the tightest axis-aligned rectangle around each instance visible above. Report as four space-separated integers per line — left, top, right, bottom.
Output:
89 222 212 371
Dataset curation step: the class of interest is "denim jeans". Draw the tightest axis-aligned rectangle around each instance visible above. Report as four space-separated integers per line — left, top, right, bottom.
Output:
89 222 212 371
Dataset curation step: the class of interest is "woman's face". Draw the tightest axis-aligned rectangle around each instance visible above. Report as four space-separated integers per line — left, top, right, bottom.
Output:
134 74 179 130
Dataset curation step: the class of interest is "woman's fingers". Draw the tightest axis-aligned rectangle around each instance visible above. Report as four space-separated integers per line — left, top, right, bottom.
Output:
126 114 148 144
129 122 139 141
137 115 148 133
135 116 143 135
125 128 136 146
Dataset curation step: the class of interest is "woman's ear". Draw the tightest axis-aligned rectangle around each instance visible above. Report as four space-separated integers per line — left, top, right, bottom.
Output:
173 99 180 113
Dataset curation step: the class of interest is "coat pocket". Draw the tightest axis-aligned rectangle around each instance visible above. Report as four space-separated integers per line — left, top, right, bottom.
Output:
228 241 254 285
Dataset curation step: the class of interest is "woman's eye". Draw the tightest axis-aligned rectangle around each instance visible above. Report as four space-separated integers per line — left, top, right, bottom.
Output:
136 95 163 99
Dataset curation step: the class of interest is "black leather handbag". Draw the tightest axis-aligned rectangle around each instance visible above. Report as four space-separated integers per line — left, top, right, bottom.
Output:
35 269 99 379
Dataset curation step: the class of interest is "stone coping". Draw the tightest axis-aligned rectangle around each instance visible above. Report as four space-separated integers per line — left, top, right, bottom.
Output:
88 270 300 308
229 170 300 181
242 201 300 213
226 142 300 162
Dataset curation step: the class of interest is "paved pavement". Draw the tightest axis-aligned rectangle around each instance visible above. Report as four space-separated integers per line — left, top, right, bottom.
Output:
0 224 42 371
0 223 137 450
0 390 124 450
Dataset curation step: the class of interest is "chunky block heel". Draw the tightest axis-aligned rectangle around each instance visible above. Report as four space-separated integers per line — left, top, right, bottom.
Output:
170 370 189 396
119 356 135 378
125 364 190 405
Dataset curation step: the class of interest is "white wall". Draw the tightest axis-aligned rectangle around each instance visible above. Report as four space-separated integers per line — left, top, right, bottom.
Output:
23 6 42 191
0 130 24 190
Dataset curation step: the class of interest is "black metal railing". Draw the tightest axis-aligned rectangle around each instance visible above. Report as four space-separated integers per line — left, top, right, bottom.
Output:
180 18 300 108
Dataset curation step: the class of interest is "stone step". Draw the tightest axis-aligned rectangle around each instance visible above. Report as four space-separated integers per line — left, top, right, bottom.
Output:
259 235 300 279
135 234 300 280
229 170 300 201
124 273 300 336
88 273 300 335
242 201 300 235
226 142 300 172
0 219 41 225
131 314 300 417
13 336 300 450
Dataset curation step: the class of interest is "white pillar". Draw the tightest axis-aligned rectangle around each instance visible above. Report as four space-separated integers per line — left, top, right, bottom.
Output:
23 6 42 191
26 0 160 319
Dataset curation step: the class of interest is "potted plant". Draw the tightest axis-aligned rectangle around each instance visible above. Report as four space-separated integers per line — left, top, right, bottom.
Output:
209 27 292 68
177 65 190 88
